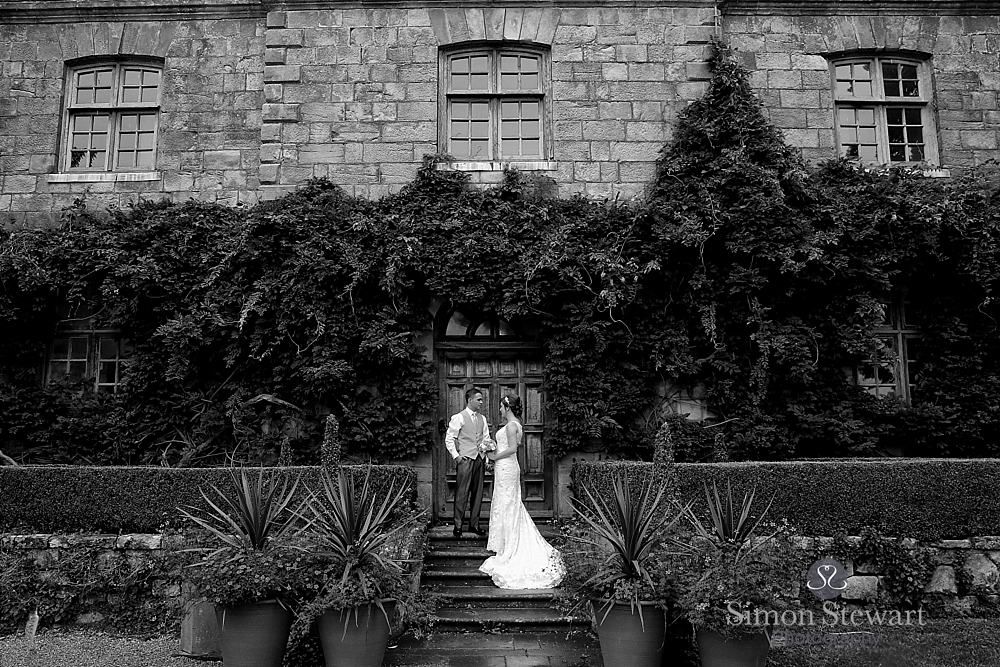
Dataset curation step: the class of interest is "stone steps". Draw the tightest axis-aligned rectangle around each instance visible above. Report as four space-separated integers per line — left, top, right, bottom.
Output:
422 525 587 633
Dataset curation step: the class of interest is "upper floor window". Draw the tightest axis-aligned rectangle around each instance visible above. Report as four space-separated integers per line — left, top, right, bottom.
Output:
856 298 922 403
830 55 938 165
63 60 162 172
441 45 550 161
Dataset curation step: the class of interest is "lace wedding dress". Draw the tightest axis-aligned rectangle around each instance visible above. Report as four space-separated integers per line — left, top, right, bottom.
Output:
479 426 565 589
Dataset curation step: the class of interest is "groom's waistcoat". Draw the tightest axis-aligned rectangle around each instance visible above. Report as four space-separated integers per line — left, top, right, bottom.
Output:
455 410 485 458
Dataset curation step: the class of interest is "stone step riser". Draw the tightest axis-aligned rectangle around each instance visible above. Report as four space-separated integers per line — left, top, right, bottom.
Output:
424 559 491 569
437 601 558 610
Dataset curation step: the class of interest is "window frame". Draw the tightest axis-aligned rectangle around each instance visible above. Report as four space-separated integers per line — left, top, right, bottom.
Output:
62 58 163 173
438 44 552 163
829 53 939 167
855 298 921 404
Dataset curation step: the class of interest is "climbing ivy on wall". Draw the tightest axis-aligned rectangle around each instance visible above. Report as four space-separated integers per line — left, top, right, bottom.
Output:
2 43 1000 465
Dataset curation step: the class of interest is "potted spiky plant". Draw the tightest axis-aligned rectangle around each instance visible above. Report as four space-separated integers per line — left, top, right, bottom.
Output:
563 470 689 667
178 467 303 667
293 465 424 667
667 478 802 667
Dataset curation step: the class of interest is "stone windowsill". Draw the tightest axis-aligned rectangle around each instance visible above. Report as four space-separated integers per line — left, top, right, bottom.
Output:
435 161 558 172
922 168 951 178
47 172 162 183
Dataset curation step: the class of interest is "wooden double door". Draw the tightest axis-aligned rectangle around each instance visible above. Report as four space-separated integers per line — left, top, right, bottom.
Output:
436 355 553 521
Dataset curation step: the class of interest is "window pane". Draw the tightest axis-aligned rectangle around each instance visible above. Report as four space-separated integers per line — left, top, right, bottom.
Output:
502 120 519 138
859 127 876 143
500 55 519 72
501 101 520 118
908 145 925 161
95 87 113 104
907 127 923 143
502 139 519 155
469 139 488 158
123 69 141 86
99 361 117 384
470 120 489 139
121 115 138 132
882 63 898 79
905 108 922 125
79 72 95 88
521 73 539 89
522 101 539 118
857 108 875 125
452 122 469 139
68 361 88 382
452 102 469 120
886 108 902 125
470 56 488 73
884 80 900 97
471 103 489 119
138 132 155 149
889 145 905 161
521 139 539 156
452 57 469 74
76 87 95 105
90 151 106 168
96 70 112 87
841 127 858 143
93 116 109 132
119 133 136 150
452 73 469 90
474 322 492 337
501 73 519 90
99 338 118 358
136 151 154 168
522 119 539 136
888 126 904 144
859 145 877 161
470 73 489 90
902 80 919 97
122 87 140 103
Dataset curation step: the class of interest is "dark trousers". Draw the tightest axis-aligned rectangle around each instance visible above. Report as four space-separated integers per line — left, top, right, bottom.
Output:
453 455 485 530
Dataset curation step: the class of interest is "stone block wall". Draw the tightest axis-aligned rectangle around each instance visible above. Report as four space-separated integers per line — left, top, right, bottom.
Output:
0 9 264 227
1 1 999 225
258 5 717 201
725 12 1000 167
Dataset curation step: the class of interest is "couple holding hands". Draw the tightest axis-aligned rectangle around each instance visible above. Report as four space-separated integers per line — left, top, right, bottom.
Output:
444 388 565 590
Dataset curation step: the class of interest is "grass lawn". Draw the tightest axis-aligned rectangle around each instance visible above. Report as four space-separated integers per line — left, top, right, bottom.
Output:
767 617 1000 667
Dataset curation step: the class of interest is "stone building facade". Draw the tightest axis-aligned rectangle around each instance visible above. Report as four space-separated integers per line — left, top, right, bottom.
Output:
0 0 997 227
1 0 999 517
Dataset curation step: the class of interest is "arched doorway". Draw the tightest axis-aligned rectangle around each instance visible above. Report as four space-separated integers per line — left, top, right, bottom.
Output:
434 306 554 521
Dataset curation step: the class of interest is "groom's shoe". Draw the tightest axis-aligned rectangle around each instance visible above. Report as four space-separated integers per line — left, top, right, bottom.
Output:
452 526 463 538
470 526 487 537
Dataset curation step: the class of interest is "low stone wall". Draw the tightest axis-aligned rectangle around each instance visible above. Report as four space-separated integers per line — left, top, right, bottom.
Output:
1 532 182 629
809 535 1000 615
4 529 998 632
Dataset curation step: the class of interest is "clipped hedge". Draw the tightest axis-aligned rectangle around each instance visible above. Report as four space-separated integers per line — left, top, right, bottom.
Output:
0 465 416 534
571 459 1000 541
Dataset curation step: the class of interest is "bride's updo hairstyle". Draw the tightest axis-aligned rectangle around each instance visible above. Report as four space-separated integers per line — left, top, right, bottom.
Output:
502 395 523 418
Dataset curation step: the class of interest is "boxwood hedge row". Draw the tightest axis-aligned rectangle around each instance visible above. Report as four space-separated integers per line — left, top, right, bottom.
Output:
572 459 1000 541
0 465 416 534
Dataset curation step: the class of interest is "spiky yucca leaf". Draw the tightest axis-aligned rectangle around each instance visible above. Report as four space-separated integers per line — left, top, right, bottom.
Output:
567 473 690 626
179 467 301 555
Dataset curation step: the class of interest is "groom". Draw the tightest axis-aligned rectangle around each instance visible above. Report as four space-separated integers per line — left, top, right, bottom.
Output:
445 388 490 538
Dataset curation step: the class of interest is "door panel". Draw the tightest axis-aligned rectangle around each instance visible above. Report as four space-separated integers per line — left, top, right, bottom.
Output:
436 355 552 520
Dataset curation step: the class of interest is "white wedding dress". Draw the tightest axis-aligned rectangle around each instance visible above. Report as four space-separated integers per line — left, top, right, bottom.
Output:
479 425 565 589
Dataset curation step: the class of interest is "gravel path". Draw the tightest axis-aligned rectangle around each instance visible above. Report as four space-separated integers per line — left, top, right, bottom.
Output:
0 630 204 667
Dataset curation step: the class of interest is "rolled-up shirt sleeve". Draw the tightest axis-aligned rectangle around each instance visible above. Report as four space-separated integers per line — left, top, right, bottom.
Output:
444 412 463 459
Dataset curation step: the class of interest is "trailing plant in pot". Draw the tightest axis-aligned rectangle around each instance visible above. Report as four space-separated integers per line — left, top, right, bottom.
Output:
665 479 803 667
292 465 425 667
178 467 304 667
563 471 690 667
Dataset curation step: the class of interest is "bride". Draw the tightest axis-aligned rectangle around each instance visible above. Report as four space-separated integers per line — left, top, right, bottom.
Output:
479 395 565 589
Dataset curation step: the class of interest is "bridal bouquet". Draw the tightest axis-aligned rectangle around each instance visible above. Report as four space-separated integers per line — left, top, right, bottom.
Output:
478 437 497 455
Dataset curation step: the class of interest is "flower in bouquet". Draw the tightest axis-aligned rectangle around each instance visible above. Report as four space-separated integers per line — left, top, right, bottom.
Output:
478 438 497 455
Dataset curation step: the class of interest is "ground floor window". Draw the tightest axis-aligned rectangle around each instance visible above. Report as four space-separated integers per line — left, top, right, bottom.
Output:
856 299 921 403
48 328 130 393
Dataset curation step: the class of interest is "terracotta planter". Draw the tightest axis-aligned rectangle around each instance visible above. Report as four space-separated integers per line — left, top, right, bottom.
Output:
216 599 292 667
696 628 770 667
317 599 397 667
590 599 666 667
